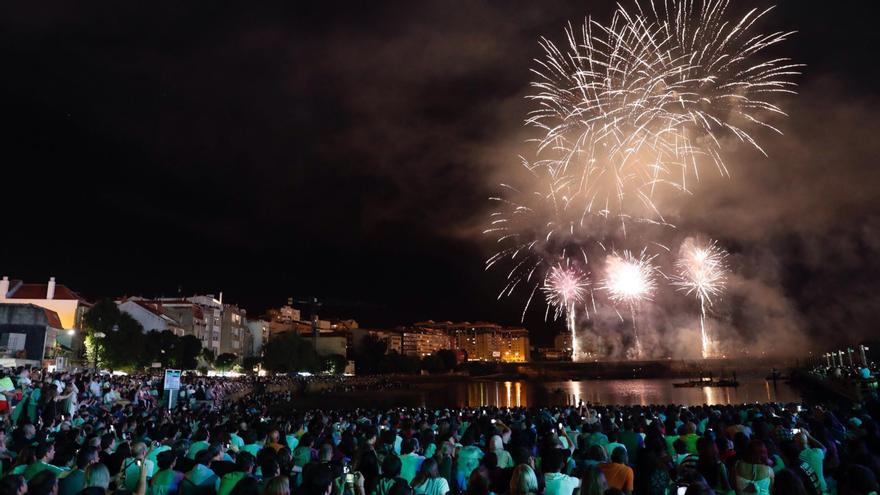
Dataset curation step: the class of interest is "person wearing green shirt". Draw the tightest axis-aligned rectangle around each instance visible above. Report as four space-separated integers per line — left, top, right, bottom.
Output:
24 443 67 481
680 422 700 454
58 447 99 495
147 442 172 466
399 438 424 484
240 430 262 458
796 430 828 494
187 429 211 460
120 443 156 492
182 447 219 495
229 428 245 450
216 452 255 495
150 451 185 495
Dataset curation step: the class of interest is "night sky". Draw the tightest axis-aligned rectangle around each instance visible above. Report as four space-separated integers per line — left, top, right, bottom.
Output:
2 1 878 349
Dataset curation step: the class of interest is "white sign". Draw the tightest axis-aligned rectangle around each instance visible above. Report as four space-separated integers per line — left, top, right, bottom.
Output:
163 369 182 390
1 333 27 351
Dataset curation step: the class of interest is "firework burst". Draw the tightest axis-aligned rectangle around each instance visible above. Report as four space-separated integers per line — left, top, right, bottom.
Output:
528 0 800 226
601 249 658 357
543 263 590 315
485 0 797 359
601 250 658 305
542 262 591 361
673 239 729 358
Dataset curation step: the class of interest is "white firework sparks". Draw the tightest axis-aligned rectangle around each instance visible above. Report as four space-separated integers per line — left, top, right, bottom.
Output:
601 249 658 358
673 238 729 358
543 263 590 313
527 0 800 225
484 0 797 359
601 250 658 305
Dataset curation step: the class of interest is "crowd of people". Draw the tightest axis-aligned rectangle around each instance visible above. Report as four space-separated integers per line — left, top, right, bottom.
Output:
1 366 879 495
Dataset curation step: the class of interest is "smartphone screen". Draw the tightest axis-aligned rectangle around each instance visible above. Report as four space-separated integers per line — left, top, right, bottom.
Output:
558 422 563 430
677 487 687 495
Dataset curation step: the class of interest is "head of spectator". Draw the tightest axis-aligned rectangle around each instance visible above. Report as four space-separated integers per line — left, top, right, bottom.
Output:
83 463 111 491
466 467 491 495
0 475 27 495
579 467 608 495
26 471 57 495
509 464 538 495
264 476 290 495
381 455 402 479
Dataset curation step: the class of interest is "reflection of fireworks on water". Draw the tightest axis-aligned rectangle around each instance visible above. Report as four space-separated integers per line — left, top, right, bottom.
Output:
543 262 590 361
673 239 728 358
601 250 658 357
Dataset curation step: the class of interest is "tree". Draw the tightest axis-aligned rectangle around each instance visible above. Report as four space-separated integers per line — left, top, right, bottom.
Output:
263 332 321 373
242 356 262 373
215 353 238 371
421 354 445 374
436 349 458 371
143 330 179 368
174 335 203 370
378 351 421 375
352 334 388 375
200 348 216 366
324 354 348 374
83 300 147 370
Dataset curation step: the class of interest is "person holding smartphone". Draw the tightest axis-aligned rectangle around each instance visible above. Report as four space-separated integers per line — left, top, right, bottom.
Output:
119 442 155 492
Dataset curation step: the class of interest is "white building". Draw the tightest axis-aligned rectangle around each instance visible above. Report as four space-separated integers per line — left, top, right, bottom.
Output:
247 319 269 357
187 295 223 354
116 299 185 335
0 276 90 331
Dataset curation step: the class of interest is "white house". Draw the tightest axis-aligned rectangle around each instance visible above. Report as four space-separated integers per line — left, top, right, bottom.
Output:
0 276 90 331
116 299 185 335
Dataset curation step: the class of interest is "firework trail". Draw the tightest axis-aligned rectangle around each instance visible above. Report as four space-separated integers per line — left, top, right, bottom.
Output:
542 262 590 360
673 238 728 358
601 250 658 357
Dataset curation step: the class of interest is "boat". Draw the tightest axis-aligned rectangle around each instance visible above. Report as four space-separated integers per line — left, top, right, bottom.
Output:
673 378 740 388
673 370 739 388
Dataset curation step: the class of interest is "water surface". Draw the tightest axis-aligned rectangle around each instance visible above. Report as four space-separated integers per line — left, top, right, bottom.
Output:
438 377 799 408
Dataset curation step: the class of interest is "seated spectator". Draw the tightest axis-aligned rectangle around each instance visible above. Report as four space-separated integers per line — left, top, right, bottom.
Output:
150 450 185 495
81 463 111 495
26 471 58 495
411 458 449 495
508 464 538 495
598 447 633 495
543 448 580 495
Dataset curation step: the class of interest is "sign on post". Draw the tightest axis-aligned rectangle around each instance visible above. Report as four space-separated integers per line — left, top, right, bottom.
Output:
163 369 182 390
163 369 181 411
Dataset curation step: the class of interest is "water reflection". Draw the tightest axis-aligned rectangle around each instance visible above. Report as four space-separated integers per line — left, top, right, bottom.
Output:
447 378 799 408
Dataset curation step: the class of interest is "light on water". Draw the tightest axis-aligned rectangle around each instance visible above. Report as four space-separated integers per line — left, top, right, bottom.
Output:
446 378 799 408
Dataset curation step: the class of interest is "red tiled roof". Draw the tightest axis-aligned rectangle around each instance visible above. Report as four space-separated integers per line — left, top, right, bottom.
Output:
7 283 89 303
120 299 183 325
41 307 63 329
